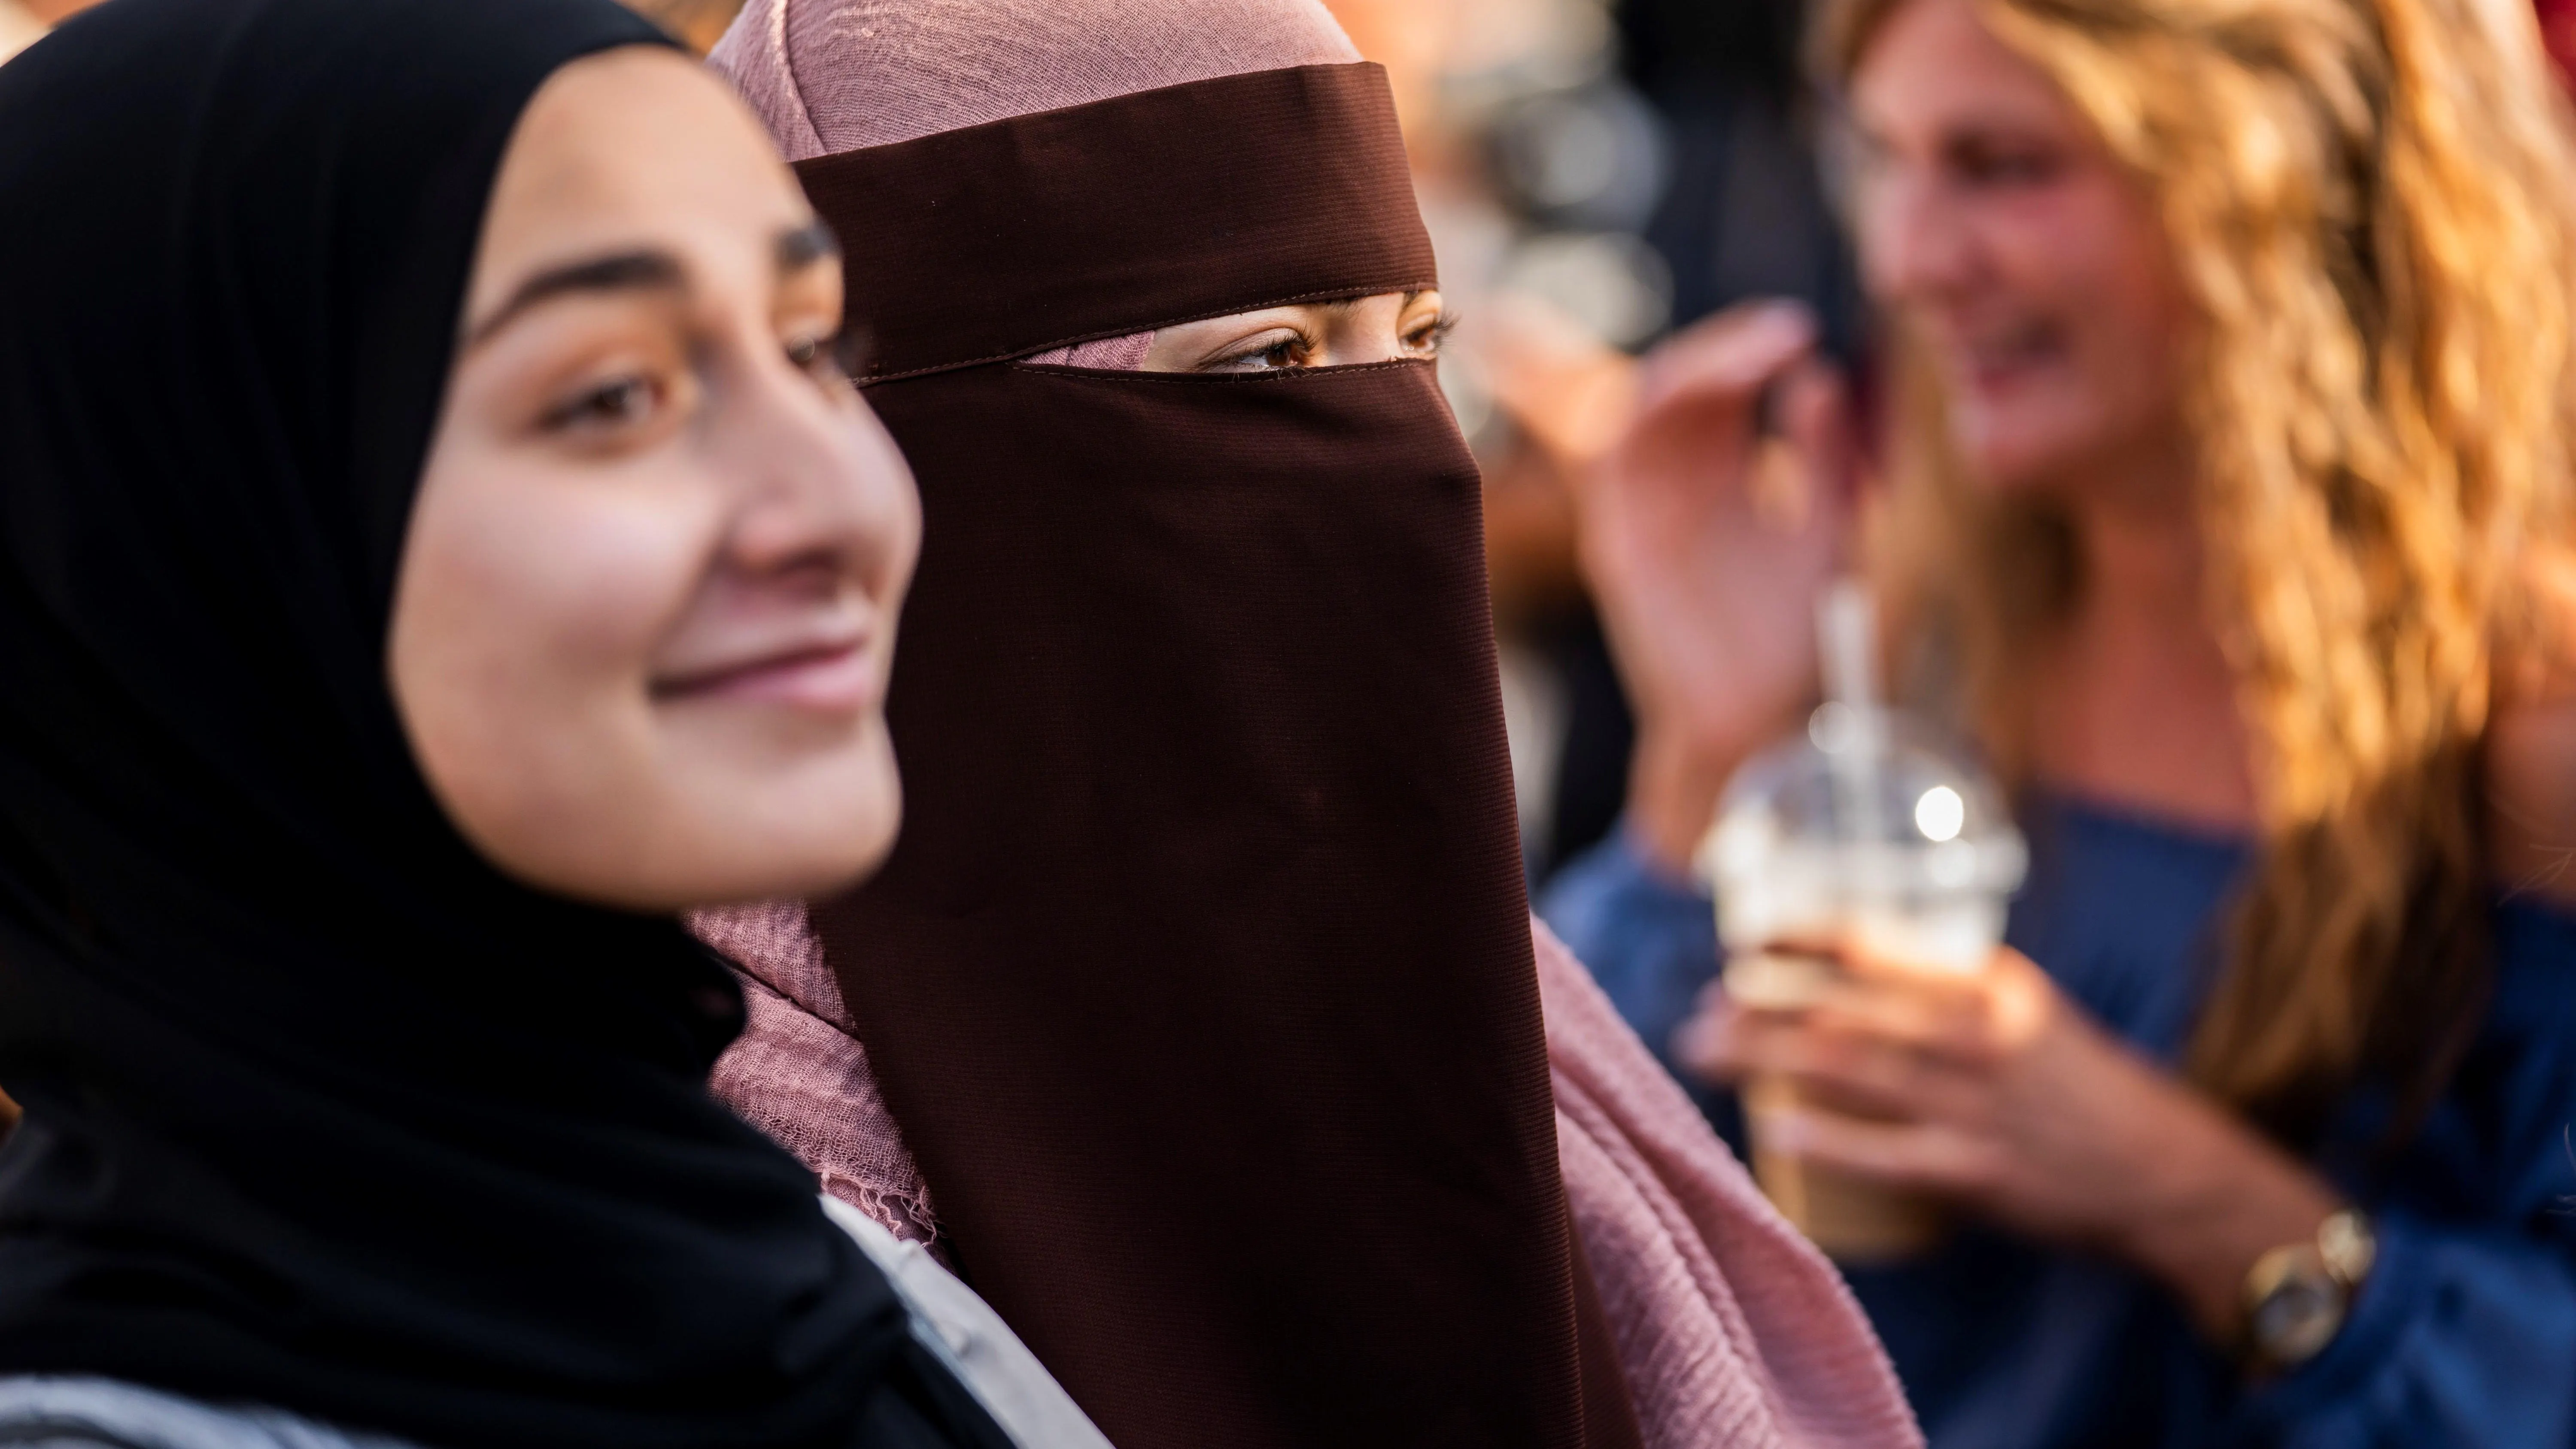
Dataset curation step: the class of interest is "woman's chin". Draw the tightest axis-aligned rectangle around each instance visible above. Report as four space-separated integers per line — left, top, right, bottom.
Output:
1951 394 2143 499
710 781 904 907
806 796 904 897
1957 425 2091 499
711 730 905 892
563 774 905 914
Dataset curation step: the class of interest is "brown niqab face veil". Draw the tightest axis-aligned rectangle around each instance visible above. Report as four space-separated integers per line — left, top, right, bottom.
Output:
801 64 1620 1449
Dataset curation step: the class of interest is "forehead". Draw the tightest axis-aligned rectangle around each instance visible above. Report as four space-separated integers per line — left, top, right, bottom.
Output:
470 48 813 308
1851 0 2075 134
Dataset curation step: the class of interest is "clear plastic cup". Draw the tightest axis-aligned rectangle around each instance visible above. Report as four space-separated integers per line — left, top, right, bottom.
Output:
1695 703 2027 1260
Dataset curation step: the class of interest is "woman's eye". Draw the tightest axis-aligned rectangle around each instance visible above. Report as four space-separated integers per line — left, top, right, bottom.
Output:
1207 329 1314 372
786 332 848 382
1953 140 2063 188
542 374 662 433
1404 311 1460 358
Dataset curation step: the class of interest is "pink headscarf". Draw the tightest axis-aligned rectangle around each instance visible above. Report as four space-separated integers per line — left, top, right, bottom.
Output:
692 901 937 1239
699 3 1920 1442
1534 920 1921 1447
711 0 1355 368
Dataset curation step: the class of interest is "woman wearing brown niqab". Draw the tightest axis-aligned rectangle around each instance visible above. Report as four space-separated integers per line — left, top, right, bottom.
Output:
696 4 1919 1448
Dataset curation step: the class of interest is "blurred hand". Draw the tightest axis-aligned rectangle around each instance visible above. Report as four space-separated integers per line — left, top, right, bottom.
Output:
2490 543 2576 908
1571 300 1859 872
1469 294 1639 623
1677 937 2344 1335
1678 941 2166 1242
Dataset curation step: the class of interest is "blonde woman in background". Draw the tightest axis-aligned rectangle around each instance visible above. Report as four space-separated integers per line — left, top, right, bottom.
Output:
1540 0 2576 1440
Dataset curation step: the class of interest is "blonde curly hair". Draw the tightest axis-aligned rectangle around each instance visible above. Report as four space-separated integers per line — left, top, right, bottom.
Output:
1827 0 2576 1139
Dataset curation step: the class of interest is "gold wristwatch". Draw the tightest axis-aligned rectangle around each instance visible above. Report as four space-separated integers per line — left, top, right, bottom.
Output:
2242 1208 2376 1369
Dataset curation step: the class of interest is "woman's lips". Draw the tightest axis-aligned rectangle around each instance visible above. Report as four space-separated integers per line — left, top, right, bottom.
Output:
1952 322 2065 395
654 638 879 712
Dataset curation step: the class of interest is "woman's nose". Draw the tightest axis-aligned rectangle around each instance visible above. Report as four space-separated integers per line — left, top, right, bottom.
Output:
716 349 921 600
1860 170 1978 307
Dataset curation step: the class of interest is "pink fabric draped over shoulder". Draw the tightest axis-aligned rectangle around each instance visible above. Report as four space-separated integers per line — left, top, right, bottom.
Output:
1534 920 1921 1447
696 905 1919 1449
689 902 939 1241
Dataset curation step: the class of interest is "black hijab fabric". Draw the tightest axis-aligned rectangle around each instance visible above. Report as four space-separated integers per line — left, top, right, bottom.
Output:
0 2 928 1443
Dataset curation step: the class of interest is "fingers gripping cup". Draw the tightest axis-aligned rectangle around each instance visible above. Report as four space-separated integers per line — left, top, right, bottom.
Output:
1696 582 2027 1260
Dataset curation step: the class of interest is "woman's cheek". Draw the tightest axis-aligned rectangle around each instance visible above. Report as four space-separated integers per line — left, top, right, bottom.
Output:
398 453 712 791
519 482 715 690
1980 184 2099 305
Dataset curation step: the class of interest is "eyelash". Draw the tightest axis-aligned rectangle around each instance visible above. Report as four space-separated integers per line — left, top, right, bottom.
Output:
1960 150 2057 185
538 331 848 436
786 331 851 382
1208 310 1461 371
541 372 663 432
1211 328 1316 371
1409 311 1460 354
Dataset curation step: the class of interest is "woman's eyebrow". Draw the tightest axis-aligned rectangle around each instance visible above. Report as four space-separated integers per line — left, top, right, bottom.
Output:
464 249 684 347
463 225 838 349
776 219 840 273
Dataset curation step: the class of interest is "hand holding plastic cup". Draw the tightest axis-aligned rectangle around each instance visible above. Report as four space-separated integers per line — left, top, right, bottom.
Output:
1694 581 2026 1260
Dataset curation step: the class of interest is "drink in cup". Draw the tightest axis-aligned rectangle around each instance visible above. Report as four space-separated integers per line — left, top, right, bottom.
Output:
1693 583 2026 1260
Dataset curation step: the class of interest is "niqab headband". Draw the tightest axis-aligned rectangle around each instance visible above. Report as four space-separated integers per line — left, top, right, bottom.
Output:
796 63 1435 379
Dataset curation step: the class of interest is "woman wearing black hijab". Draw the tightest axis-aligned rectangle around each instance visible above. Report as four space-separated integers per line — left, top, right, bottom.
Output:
0 0 1045 1443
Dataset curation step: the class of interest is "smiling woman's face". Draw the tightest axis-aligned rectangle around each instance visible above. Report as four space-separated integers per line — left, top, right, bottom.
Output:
1846 0 2190 493
390 46 920 912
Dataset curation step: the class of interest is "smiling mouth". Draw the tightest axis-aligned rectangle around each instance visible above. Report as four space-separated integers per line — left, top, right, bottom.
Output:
652 638 879 712
1953 322 2065 388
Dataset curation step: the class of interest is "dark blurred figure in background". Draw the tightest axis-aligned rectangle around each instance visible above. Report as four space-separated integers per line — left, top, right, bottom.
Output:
1618 0 1859 369
1544 0 2576 1440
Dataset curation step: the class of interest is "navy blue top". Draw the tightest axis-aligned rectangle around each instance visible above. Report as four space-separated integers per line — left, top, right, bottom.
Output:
1542 793 2576 1448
